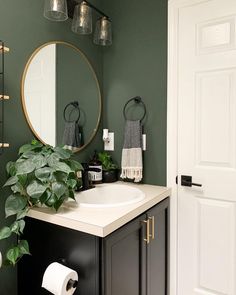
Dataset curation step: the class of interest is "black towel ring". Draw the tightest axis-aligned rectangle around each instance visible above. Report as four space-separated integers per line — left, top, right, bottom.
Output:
123 96 146 122
63 101 81 123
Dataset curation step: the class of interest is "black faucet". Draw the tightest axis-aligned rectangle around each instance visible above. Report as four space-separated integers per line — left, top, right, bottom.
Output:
81 163 101 191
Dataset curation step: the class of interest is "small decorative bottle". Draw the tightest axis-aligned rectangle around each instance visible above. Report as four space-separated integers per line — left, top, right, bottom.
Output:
88 151 102 184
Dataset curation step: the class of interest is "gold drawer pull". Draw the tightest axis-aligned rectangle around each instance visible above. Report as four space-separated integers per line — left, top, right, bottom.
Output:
0 143 10 148
0 46 10 53
142 219 150 244
0 95 9 100
149 216 155 240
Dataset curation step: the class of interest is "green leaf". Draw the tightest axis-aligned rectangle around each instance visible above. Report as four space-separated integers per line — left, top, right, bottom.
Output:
6 161 17 176
52 182 67 198
10 220 25 235
68 189 75 200
19 140 43 155
53 171 68 182
18 143 35 155
26 172 35 185
66 159 83 172
45 194 58 207
18 240 30 255
16 208 28 220
31 139 40 146
18 220 25 233
66 179 77 189
41 145 53 157
54 147 72 159
40 190 51 204
11 182 25 195
20 151 36 159
16 159 35 175
0 227 12 240
47 153 60 167
17 174 28 186
54 197 65 211
98 151 118 170
35 167 52 182
6 247 20 265
26 181 46 199
3 176 18 187
31 154 47 169
52 162 72 174
5 194 27 218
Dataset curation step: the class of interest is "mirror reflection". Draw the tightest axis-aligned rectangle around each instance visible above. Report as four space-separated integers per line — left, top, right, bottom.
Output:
22 41 101 152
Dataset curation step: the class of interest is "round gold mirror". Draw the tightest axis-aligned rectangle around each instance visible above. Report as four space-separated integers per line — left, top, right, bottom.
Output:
21 41 101 152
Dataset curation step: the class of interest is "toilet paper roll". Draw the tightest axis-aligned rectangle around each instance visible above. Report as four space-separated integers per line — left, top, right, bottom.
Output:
42 262 78 295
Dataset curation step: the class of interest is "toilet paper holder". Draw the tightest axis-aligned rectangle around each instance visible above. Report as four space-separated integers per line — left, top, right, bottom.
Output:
66 279 78 291
42 260 79 295
59 258 78 291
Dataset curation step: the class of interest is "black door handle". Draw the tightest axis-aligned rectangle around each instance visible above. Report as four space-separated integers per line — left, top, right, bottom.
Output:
181 175 202 187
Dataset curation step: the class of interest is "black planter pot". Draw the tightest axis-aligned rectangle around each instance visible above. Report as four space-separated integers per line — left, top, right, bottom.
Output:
102 169 118 183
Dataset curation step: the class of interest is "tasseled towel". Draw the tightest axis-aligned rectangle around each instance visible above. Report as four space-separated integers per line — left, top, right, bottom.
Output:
62 122 83 151
120 120 143 182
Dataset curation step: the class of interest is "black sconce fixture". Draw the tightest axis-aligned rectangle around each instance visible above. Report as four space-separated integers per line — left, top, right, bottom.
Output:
44 0 112 46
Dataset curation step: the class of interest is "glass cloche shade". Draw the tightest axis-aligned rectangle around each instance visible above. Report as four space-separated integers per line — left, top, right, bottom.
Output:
93 17 112 46
44 0 68 22
72 1 92 35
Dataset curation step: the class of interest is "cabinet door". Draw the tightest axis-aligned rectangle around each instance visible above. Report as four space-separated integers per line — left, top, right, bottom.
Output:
102 214 147 295
146 198 169 295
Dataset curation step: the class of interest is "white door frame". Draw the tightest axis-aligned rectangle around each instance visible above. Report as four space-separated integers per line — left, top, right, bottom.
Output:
167 1 211 294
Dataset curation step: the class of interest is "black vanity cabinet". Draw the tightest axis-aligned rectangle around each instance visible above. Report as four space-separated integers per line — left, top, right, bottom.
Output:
102 197 169 295
18 198 169 295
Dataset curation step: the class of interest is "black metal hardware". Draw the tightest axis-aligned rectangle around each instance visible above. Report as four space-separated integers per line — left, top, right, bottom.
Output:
181 175 202 187
123 96 147 122
67 0 110 20
66 279 78 291
85 0 110 19
63 101 81 123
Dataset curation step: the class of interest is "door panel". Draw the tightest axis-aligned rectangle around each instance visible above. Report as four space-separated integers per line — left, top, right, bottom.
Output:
195 69 236 169
177 0 236 294
196 199 235 294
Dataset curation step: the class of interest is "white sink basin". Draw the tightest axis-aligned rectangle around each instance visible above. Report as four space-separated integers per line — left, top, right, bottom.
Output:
75 184 145 208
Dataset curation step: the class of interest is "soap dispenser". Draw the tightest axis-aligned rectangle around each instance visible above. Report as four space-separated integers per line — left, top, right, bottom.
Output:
89 151 102 184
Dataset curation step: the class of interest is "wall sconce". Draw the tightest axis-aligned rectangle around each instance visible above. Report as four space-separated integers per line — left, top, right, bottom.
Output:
44 0 68 21
71 1 92 35
44 0 112 46
94 16 112 46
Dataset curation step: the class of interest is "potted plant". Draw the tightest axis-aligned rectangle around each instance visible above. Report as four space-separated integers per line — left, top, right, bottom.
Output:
0 140 83 266
98 152 119 183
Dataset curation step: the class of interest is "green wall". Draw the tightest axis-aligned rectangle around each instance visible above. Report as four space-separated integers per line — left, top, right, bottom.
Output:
102 0 167 185
0 0 167 293
0 1 102 294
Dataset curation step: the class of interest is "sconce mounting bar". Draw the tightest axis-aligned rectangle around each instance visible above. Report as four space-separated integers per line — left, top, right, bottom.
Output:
67 0 110 20
85 0 110 19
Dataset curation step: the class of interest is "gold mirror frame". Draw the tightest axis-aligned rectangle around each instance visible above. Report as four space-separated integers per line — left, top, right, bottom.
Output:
21 41 102 153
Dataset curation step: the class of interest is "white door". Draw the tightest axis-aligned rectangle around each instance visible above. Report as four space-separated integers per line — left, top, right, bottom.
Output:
169 0 236 294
